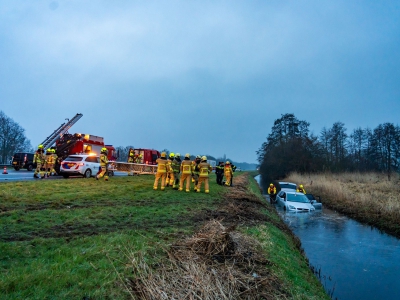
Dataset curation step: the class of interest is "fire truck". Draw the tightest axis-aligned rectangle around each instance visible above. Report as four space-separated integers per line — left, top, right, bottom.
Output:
40 114 117 172
129 148 160 165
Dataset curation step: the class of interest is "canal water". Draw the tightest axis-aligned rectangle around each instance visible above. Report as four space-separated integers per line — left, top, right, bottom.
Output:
255 176 400 300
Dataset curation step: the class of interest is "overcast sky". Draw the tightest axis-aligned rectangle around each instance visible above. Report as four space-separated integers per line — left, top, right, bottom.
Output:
1 1 399 163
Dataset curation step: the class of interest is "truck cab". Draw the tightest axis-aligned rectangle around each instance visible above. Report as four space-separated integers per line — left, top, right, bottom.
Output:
134 149 160 165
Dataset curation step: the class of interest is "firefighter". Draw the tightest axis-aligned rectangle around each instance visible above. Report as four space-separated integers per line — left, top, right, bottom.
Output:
128 151 135 176
215 161 224 185
171 153 182 190
224 161 233 186
154 152 169 190
297 184 306 194
179 153 193 192
192 155 201 190
268 183 277 204
96 147 109 181
44 148 56 178
51 149 59 175
166 153 175 187
196 156 213 193
33 144 45 179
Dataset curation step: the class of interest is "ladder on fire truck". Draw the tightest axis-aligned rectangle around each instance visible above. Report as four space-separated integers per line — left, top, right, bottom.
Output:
40 113 83 149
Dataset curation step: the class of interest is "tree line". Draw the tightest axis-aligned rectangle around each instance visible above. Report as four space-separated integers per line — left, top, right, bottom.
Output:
0 111 33 164
257 113 400 188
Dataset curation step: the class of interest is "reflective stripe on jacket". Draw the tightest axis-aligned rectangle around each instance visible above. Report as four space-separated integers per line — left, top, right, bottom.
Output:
181 159 193 174
156 158 169 173
100 154 109 167
199 161 212 177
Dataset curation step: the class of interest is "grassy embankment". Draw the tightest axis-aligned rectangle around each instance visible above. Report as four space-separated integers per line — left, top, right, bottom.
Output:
0 173 328 299
285 172 400 237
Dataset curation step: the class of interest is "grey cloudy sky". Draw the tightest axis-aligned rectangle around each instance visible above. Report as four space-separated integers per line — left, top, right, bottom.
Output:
1 1 399 163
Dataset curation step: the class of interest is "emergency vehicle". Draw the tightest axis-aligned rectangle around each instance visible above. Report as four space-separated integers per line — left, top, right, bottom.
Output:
131 148 160 165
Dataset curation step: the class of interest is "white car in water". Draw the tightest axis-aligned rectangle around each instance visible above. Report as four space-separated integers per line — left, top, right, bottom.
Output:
278 181 297 191
276 190 315 212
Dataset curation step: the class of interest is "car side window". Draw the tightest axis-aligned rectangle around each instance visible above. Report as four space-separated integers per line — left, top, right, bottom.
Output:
85 157 98 163
281 192 286 198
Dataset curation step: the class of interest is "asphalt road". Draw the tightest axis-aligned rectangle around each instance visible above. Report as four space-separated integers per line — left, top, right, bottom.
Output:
0 168 127 182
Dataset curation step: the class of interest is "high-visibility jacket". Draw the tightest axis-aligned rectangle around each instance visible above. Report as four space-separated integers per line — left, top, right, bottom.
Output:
180 159 193 174
268 186 277 195
198 161 212 177
156 157 169 173
297 187 306 194
224 165 233 176
215 164 224 175
192 159 201 175
46 154 55 164
52 153 59 164
33 151 45 164
100 153 109 167
171 158 181 173
128 155 134 163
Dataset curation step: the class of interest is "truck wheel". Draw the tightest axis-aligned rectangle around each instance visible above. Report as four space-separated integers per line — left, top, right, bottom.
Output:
14 167 20 171
84 169 92 178
62 173 70 178
27 164 33 171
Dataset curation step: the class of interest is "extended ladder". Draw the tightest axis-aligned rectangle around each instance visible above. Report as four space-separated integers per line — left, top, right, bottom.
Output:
40 113 83 149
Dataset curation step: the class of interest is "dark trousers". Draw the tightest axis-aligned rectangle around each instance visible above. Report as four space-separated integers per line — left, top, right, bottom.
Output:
216 173 223 185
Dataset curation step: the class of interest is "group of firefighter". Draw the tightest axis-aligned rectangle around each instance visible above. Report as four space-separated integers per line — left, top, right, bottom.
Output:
152 152 236 193
32 144 59 179
267 183 307 204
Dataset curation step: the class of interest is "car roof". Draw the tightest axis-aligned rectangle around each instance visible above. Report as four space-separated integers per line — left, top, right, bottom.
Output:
280 190 305 196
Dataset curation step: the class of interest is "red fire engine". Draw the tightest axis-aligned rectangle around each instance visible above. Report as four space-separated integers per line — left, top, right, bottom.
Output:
132 148 160 165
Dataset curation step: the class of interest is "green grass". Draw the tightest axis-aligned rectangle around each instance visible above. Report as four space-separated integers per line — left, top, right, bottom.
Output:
0 173 328 299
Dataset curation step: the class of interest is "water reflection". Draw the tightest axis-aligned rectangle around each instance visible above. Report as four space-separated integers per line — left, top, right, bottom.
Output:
255 176 400 300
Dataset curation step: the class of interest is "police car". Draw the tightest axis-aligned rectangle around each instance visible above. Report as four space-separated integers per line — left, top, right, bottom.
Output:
59 154 100 178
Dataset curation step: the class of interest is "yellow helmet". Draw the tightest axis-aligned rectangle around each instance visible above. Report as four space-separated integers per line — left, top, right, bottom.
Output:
38 144 44 149
130 152 134 156
161 152 166 158
299 184 304 188
169 152 175 158
185 153 190 158
226 161 230 164
101 147 107 153
202 156 207 161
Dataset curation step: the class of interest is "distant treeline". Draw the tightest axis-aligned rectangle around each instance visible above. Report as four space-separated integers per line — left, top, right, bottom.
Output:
257 113 400 187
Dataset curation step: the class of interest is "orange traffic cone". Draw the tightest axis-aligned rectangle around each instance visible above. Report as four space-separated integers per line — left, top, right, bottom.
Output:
3 166 8 174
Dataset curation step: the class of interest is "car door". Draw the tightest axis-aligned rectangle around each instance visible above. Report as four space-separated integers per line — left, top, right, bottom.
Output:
85 156 98 175
277 191 285 207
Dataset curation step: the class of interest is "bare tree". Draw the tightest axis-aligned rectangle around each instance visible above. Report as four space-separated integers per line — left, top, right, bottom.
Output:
0 111 33 164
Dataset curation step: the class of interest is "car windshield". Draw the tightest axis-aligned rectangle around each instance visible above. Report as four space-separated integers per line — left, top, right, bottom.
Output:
287 193 310 203
64 156 83 162
305 194 316 201
280 183 297 190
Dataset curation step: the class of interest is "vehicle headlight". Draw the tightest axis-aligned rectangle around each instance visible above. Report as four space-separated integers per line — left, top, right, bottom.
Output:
288 205 296 210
